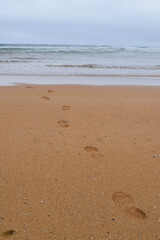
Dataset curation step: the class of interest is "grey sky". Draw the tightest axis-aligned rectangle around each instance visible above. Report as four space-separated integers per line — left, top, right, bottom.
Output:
0 0 160 45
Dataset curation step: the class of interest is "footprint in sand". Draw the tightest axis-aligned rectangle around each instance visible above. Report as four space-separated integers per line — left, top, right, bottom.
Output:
57 120 69 128
84 146 99 152
126 206 147 220
112 192 134 205
112 192 147 220
61 106 71 111
41 96 50 100
84 146 104 160
25 86 34 89
48 90 54 93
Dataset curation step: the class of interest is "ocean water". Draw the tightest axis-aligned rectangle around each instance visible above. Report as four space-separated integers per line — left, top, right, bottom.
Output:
0 44 160 86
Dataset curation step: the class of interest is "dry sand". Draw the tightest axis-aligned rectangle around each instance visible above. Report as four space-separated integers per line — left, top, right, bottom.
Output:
0 85 160 240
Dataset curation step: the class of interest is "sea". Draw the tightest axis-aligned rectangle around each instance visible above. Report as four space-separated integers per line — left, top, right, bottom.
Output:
0 44 160 86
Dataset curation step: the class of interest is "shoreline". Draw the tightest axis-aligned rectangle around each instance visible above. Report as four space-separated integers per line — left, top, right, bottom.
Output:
1 75 160 86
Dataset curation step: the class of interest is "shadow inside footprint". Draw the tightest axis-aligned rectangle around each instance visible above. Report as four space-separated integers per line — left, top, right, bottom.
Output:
48 90 54 93
61 106 71 110
112 192 134 205
126 206 147 220
84 146 99 152
57 120 69 128
41 96 50 100
1 230 16 237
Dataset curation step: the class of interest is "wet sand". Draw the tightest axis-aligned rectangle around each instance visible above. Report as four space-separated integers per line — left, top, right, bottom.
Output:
0 85 160 240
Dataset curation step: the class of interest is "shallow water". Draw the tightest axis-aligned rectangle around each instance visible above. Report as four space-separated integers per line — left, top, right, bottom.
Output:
0 44 160 86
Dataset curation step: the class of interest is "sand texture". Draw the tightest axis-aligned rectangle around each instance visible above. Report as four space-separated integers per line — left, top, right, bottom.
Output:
0 85 160 240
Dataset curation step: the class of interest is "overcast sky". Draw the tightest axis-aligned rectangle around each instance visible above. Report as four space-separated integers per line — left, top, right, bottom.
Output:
0 0 160 46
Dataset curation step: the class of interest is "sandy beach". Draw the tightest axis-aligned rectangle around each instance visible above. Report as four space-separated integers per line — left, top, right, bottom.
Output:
0 85 160 240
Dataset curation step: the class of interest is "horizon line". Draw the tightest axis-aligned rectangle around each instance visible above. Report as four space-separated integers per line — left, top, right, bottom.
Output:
0 43 157 48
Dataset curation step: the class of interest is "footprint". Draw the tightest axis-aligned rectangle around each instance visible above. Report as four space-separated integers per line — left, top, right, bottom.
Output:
112 192 134 205
61 106 71 111
57 120 69 128
112 192 147 220
25 86 34 89
126 206 147 220
84 146 99 152
41 96 50 100
48 90 54 93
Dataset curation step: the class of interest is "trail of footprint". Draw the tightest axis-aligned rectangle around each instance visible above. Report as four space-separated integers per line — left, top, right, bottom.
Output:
126 206 147 220
57 120 69 128
61 106 71 110
112 192 134 205
41 96 50 100
84 146 99 152
48 90 54 93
